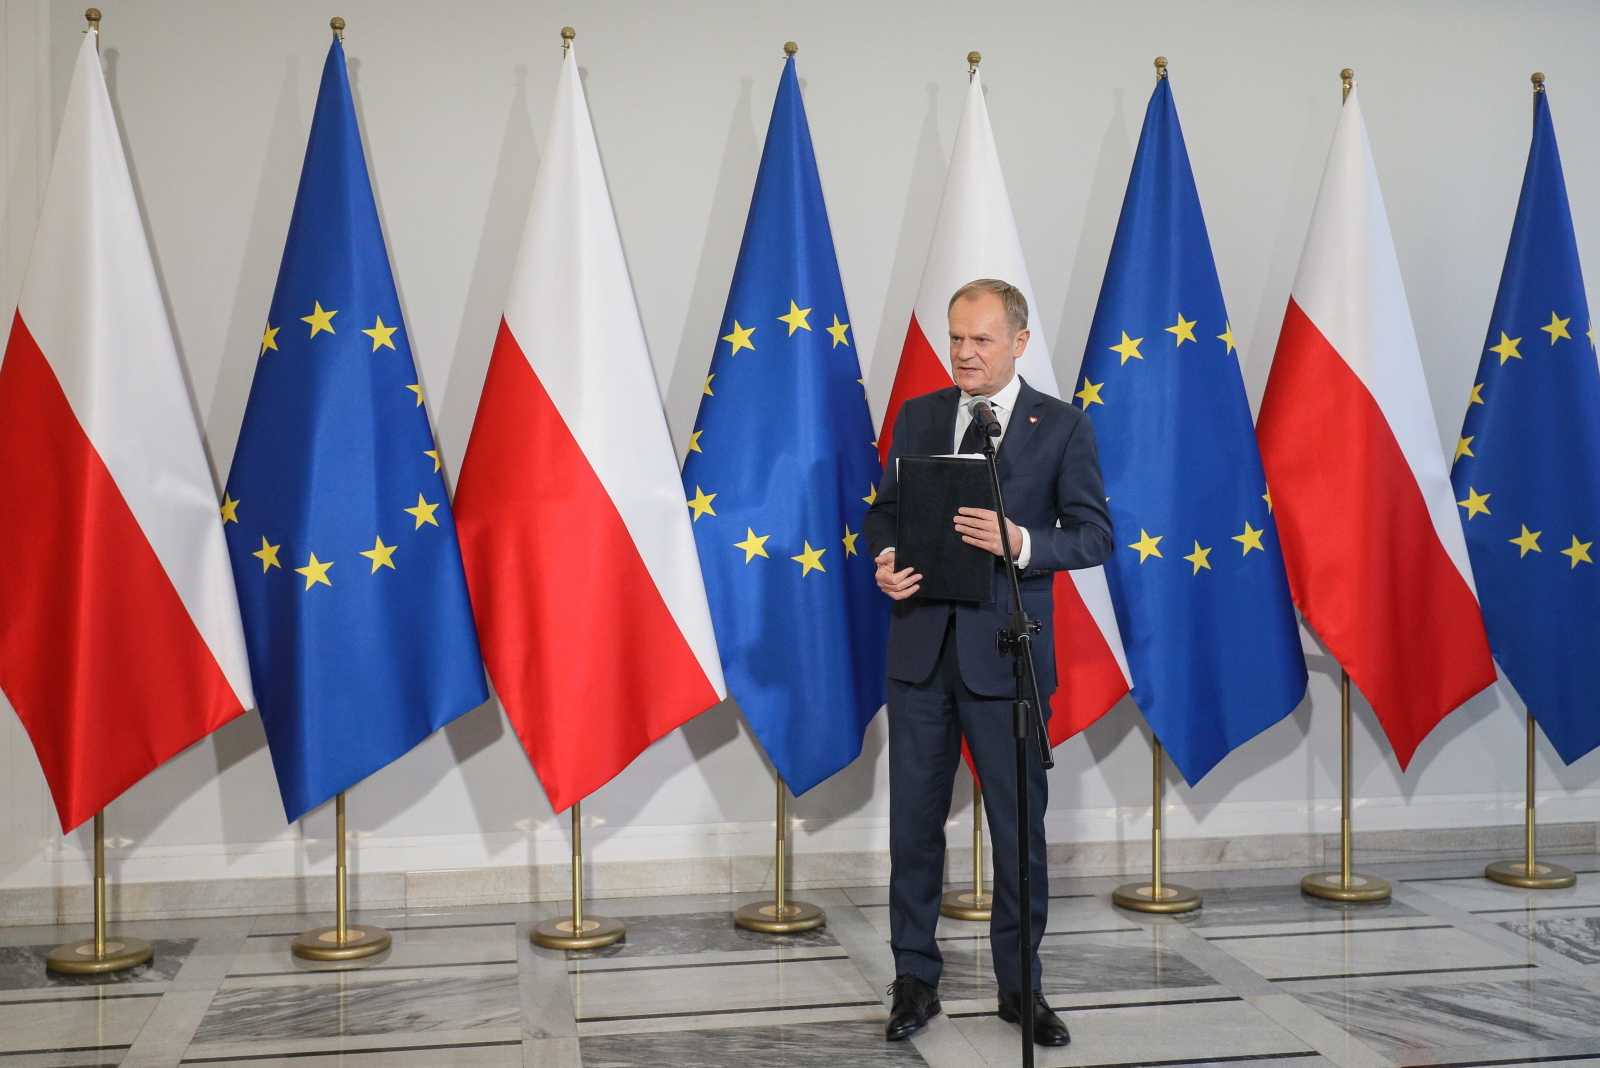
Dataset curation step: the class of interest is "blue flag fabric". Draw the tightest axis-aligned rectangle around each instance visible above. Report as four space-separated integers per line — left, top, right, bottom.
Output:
1451 87 1600 765
1076 77 1306 784
224 38 487 821
681 57 887 795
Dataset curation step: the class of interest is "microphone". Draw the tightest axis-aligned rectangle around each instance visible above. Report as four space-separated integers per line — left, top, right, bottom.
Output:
971 399 1002 438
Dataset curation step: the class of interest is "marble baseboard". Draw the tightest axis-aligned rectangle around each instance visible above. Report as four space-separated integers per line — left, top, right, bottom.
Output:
3 822 1593 927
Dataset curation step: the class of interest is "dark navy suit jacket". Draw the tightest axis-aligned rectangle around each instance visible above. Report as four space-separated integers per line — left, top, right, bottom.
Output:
863 378 1114 697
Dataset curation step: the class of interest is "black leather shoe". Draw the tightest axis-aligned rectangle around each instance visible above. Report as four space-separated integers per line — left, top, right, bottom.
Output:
885 974 941 1041
997 990 1071 1046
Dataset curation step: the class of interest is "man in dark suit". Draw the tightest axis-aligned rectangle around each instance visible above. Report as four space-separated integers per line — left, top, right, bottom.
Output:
864 279 1113 1046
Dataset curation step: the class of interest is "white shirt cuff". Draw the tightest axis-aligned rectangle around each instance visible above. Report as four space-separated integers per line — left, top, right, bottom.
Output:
1015 526 1032 570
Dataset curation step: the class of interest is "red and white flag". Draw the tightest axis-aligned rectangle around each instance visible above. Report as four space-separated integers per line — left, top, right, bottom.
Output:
454 44 725 812
880 68 1131 742
0 31 254 831
1256 86 1495 766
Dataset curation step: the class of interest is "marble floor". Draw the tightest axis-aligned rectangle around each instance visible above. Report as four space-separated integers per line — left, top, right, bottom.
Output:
7 857 1600 1067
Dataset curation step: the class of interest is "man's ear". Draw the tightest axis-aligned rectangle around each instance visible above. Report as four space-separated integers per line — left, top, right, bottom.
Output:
1013 328 1031 358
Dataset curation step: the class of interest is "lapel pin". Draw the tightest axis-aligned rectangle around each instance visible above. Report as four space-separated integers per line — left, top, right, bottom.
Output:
1029 416 1038 423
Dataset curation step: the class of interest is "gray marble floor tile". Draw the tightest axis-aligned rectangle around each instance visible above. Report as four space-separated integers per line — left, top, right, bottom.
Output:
0 1052 128 1068
1216 924 1528 980
166 1043 522 1067
575 1002 888 1039
182 1029 524 1062
227 932 514 976
190 974 519 1042
855 898 1135 944
580 1019 925 1067
0 992 158 1053
0 938 192 991
1499 914 1600 965
567 911 838 961
933 932 1218 1002
1406 877 1600 915
1159 885 1424 929
1296 977 1600 1055
569 957 879 1024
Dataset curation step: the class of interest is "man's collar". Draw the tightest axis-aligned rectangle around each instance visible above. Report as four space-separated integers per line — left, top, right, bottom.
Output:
961 373 1024 411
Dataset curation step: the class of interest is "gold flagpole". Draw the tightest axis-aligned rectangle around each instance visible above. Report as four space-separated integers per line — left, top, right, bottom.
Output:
47 811 153 974
293 791 392 960
1486 707 1575 888
736 773 826 932
1114 735 1201 913
1301 669 1391 901
943 769 993 920
532 800 626 949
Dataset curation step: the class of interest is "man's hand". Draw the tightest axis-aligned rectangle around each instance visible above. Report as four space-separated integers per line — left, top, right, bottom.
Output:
875 550 921 601
955 507 1023 559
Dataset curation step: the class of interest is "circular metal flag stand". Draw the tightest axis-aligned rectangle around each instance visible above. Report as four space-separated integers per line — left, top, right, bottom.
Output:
735 775 825 933
531 801 626 950
47 812 153 974
1114 738 1201 914
292 793 393 961
1301 670 1391 902
1485 709 1575 889
942 773 993 921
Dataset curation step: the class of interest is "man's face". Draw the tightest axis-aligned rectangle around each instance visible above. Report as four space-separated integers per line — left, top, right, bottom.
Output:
948 292 1029 397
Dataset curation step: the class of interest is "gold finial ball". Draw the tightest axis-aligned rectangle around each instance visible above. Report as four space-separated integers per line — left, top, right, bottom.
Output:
968 51 982 68
1340 68 1354 81
561 27 575 42
1155 56 1167 68
1532 71 1546 86
330 16 345 32
784 41 797 56
85 8 100 24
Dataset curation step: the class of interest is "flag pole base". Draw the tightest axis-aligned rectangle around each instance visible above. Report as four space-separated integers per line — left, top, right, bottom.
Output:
1485 859 1576 889
1300 871 1390 902
291 924 391 961
530 915 626 950
734 899 825 933
46 936 152 974
1112 882 1201 914
940 889 993 921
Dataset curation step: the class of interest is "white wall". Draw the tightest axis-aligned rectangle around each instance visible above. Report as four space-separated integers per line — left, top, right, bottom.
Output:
3 0 1599 893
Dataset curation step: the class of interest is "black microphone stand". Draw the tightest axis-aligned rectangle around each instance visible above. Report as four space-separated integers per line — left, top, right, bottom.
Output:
973 400 1054 1067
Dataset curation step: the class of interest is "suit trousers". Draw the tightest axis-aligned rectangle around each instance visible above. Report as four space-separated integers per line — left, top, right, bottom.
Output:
888 615 1050 992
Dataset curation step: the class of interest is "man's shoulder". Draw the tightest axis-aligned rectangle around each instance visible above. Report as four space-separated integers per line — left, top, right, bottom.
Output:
1016 379 1086 425
903 385 962 414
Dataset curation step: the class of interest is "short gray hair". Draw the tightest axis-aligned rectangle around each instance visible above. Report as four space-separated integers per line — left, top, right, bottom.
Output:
948 278 1029 335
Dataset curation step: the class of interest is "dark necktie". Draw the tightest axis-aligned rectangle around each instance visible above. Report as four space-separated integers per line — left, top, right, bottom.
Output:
959 403 991 454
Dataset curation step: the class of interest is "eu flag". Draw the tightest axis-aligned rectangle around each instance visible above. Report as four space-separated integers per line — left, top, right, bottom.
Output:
1077 74 1306 784
681 55 887 795
224 36 487 821
1451 84 1600 765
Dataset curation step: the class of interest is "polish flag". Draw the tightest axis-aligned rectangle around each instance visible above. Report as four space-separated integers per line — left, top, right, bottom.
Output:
880 66 1131 741
0 30 254 831
453 44 725 811
1256 86 1495 766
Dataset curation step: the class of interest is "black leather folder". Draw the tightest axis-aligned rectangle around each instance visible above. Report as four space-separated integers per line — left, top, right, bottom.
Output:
895 455 996 602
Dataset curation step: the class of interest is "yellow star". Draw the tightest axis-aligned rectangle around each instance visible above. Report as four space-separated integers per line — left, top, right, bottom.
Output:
687 430 703 454
363 315 398 351
1456 487 1491 519
722 321 756 354
703 375 715 396
407 383 424 406
842 525 860 556
1075 377 1105 406
1590 320 1595 350
219 493 241 524
260 325 279 355
1542 311 1571 344
301 301 337 337
294 551 334 590
1511 524 1542 557
1233 521 1265 555
1489 332 1522 364
1129 529 1163 562
826 315 851 347
424 448 441 472
1218 322 1236 355
791 541 826 575
1110 331 1144 365
686 486 717 520
862 483 878 506
1183 541 1212 574
1454 436 1475 462
404 493 440 529
734 528 770 563
360 535 398 572
1469 382 1485 405
1263 488 1273 513
777 301 813 336
252 536 281 572
1166 313 1197 346
1561 535 1593 568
